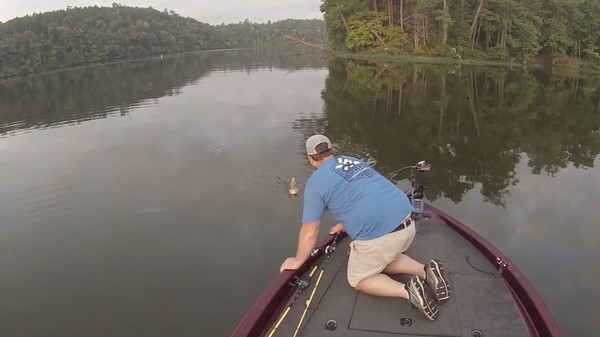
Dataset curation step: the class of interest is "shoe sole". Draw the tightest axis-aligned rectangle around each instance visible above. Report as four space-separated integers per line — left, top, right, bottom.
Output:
426 259 451 303
407 277 439 321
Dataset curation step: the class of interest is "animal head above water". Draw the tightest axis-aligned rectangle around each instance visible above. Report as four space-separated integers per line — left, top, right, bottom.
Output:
288 176 299 197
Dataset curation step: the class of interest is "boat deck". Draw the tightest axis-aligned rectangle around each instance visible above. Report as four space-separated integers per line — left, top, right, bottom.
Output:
268 211 531 337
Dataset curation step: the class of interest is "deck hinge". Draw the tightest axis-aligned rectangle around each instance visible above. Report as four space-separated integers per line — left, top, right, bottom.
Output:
496 257 508 273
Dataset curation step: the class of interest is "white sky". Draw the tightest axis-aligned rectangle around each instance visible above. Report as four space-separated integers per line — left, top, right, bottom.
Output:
0 0 324 24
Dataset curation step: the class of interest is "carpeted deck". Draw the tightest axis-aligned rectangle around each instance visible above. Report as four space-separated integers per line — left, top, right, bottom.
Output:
268 211 531 337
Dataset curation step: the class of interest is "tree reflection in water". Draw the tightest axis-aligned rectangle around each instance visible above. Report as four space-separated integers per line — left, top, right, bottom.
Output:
294 58 600 206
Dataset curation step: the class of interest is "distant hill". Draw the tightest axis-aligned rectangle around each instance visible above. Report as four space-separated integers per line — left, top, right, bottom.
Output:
0 4 326 78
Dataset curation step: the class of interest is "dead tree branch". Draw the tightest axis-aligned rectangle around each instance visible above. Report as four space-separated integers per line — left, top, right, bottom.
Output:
370 28 389 49
283 35 334 53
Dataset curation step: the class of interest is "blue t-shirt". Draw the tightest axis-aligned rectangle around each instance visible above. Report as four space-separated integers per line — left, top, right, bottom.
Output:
302 156 414 240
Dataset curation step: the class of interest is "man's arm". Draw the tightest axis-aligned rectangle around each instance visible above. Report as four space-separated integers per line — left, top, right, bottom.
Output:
280 221 320 272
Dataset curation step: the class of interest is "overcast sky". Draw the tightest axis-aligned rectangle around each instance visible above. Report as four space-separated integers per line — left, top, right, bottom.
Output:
0 0 324 24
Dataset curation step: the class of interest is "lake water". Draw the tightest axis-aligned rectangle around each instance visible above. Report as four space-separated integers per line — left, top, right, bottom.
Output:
1 50 598 337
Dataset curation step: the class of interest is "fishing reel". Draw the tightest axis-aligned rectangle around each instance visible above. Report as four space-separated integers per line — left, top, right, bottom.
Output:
310 236 338 257
290 275 311 290
324 241 336 255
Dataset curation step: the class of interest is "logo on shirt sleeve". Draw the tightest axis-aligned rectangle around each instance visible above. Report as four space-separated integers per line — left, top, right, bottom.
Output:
331 157 372 181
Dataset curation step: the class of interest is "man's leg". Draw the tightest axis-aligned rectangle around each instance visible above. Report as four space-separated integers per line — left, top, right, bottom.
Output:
348 232 439 321
381 254 452 304
355 273 409 299
382 253 426 278
354 253 426 298
355 272 439 321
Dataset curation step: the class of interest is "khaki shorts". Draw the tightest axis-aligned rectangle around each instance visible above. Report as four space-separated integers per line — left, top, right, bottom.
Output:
347 219 416 287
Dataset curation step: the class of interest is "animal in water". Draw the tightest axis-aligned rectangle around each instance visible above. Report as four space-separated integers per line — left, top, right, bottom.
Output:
288 176 299 197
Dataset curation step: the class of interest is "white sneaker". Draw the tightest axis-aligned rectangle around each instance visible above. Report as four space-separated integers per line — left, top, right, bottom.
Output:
425 259 451 303
406 275 439 320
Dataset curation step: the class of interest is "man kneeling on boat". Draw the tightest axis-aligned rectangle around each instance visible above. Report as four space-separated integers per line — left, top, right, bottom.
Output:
280 134 452 321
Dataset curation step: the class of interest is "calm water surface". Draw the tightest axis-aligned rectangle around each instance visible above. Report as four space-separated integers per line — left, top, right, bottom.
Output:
1 50 598 336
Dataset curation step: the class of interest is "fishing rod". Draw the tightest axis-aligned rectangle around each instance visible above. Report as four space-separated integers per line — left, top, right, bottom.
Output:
267 235 338 337
292 234 338 337
288 160 429 197
266 263 318 337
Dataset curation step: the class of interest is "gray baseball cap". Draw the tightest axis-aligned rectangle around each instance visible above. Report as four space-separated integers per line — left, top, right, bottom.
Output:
305 135 332 155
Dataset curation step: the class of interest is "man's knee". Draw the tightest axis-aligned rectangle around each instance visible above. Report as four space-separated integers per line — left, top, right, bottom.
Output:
352 279 364 291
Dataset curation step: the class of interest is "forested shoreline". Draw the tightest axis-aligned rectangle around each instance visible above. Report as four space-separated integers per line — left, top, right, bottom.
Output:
2 2 600 79
321 0 600 70
0 4 326 78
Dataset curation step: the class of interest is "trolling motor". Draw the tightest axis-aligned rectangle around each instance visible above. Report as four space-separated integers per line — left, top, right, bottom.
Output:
388 160 432 216
411 161 431 215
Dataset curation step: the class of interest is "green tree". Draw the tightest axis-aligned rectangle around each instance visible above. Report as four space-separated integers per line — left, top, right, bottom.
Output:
320 0 600 66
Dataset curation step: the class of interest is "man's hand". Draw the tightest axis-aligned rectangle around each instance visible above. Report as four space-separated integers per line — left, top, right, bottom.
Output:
280 257 302 272
329 222 345 235
281 221 319 273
